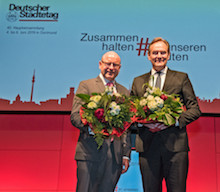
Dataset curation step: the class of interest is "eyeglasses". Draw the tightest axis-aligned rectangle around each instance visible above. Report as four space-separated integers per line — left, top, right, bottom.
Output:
101 60 121 68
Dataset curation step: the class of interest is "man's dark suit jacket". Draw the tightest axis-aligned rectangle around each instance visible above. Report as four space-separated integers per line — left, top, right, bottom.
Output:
131 69 201 152
71 76 131 164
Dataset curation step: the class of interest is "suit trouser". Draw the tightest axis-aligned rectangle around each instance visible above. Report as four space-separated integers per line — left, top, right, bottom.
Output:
139 135 188 192
76 140 122 192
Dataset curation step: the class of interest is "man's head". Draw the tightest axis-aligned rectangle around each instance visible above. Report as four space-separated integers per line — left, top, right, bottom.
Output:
148 37 170 71
99 51 121 81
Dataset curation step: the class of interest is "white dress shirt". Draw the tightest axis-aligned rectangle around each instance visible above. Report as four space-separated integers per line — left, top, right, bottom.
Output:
149 66 179 127
99 73 117 93
150 66 168 90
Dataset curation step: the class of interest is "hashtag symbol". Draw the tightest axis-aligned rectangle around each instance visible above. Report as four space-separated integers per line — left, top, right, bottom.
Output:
136 37 150 56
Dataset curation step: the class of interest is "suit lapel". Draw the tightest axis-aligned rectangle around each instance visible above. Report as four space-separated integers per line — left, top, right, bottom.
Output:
95 76 105 93
115 82 120 93
145 73 151 84
142 72 151 95
162 69 174 92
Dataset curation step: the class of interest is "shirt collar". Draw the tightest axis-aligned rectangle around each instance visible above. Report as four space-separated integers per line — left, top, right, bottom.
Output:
151 66 168 75
99 73 115 85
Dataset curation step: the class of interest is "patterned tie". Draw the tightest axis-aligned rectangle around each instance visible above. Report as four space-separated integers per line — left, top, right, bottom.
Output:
106 81 114 87
106 81 115 141
155 71 161 89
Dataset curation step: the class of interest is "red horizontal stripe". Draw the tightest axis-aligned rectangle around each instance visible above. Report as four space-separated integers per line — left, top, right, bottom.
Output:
19 20 58 22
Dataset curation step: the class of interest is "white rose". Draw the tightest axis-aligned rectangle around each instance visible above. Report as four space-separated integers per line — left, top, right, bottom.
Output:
155 96 164 108
113 93 121 97
109 101 117 108
155 96 163 103
146 95 154 102
110 105 121 116
105 86 114 95
140 98 147 107
110 109 119 116
148 101 158 112
114 105 121 113
87 101 97 109
90 95 101 103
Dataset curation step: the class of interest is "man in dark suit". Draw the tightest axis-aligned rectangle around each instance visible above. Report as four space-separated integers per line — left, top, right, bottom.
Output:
71 51 131 192
131 37 201 192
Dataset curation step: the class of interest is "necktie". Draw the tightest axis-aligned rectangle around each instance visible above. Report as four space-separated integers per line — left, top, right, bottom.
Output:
155 71 161 89
106 81 114 87
106 81 116 94
106 81 115 142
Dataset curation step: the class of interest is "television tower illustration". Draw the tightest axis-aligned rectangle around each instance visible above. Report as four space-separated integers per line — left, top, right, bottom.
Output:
30 70 35 102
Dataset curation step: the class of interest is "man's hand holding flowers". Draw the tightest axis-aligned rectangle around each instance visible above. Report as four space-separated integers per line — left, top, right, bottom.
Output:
131 84 183 132
77 86 133 148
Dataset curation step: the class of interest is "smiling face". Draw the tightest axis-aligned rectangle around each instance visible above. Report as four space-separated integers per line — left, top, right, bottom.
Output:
148 41 170 71
99 51 121 81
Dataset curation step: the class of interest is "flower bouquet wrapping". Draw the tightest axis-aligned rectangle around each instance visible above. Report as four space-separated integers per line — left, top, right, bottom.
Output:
130 84 184 129
77 86 133 149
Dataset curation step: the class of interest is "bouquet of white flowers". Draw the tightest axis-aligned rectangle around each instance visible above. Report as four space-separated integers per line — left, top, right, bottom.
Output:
130 84 184 126
77 86 133 148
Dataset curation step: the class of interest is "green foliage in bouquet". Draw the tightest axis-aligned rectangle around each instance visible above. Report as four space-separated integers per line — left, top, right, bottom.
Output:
130 84 184 126
76 86 132 148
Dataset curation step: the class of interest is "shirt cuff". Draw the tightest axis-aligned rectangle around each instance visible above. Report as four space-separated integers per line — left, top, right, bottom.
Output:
175 120 179 127
88 126 95 135
123 156 130 161
137 123 143 127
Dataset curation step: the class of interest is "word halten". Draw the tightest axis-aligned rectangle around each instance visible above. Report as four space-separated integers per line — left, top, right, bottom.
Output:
169 53 189 61
9 4 59 20
102 43 134 51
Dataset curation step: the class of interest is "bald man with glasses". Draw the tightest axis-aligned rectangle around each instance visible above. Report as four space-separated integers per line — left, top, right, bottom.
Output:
71 51 131 192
